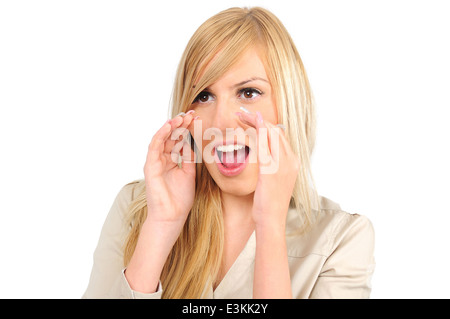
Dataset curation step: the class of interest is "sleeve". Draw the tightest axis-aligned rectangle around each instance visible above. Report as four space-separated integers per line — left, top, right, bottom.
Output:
309 214 376 299
82 182 163 299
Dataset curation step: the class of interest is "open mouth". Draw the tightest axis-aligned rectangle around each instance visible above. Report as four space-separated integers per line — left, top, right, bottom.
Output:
215 143 250 176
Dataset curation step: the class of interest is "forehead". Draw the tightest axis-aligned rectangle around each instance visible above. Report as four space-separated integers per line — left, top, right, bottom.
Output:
218 47 268 84
198 46 270 89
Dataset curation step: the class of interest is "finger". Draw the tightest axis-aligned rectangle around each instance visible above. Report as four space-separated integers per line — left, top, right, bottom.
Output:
181 149 197 175
265 121 289 158
254 113 289 164
250 111 272 166
171 137 196 165
167 113 184 130
268 122 294 157
235 110 271 160
169 109 195 128
179 110 196 130
170 111 198 164
254 113 292 175
236 110 279 138
235 110 259 129
265 122 300 174
236 110 289 161
147 120 172 163
276 124 286 132
164 110 196 154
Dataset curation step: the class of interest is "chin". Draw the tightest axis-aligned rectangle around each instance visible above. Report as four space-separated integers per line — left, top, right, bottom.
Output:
205 162 258 197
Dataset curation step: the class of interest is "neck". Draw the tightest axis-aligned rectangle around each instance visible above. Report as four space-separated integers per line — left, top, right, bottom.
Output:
221 191 255 227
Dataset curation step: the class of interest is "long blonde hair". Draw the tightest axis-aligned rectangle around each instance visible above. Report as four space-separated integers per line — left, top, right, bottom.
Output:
123 6 319 298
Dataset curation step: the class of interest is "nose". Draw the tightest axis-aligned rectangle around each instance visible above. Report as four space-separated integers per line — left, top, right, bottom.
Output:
210 99 241 131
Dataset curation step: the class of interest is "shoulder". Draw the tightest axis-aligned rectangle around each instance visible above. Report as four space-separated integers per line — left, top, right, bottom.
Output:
286 196 375 258
99 179 145 236
83 180 145 298
318 196 375 249
116 179 144 206
111 179 145 215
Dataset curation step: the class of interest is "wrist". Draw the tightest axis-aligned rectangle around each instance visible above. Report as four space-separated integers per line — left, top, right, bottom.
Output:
255 220 286 238
253 210 286 233
142 217 184 249
125 219 183 294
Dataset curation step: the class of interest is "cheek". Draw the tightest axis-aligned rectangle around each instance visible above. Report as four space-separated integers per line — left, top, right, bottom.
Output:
253 95 278 124
263 103 278 124
191 106 213 123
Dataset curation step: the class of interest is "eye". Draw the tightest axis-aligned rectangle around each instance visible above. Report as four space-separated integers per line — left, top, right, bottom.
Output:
193 91 214 104
238 88 262 100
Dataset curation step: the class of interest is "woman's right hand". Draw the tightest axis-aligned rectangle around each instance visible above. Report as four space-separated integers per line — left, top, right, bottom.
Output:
144 111 197 229
125 111 198 294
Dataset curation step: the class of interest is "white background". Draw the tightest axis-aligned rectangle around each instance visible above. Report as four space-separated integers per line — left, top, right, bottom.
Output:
1 0 449 298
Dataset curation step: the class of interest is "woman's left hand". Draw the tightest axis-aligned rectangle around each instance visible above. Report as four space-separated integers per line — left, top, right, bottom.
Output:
237 110 297 298
236 111 300 230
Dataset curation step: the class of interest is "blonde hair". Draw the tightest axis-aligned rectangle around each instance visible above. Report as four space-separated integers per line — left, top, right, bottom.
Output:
123 6 319 298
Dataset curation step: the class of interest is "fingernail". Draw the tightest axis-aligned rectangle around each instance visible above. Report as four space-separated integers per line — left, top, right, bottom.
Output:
193 116 200 120
239 106 252 114
176 112 186 117
256 111 263 123
186 110 195 115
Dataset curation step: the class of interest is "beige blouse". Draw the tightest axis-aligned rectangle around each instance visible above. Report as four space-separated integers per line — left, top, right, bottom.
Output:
83 181 375 299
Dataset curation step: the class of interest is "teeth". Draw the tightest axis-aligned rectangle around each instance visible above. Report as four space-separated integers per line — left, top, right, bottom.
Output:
216 144 245 153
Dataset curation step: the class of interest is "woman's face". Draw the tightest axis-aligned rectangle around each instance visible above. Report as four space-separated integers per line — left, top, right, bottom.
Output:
189 47 278 197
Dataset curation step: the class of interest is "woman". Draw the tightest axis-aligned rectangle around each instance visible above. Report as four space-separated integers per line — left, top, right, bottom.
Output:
83 7 375 299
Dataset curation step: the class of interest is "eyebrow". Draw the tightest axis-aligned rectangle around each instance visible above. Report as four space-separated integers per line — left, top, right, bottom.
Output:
192 77 269 90
232 77 269 88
